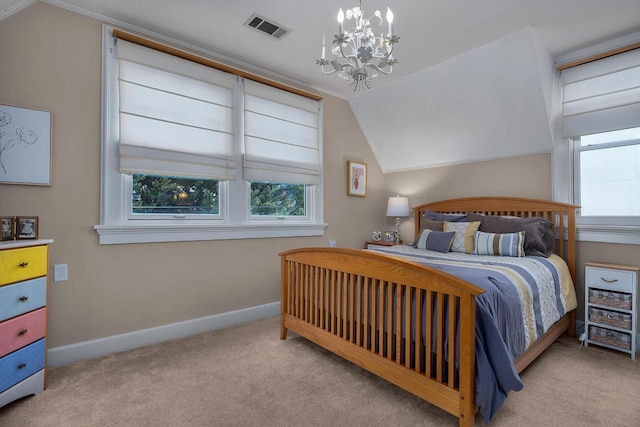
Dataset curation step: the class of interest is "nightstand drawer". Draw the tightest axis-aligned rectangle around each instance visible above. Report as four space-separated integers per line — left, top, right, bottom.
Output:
588 288 632 310
588 307 632 330
589 326 631 351
0 246 47 287
586 267 634 293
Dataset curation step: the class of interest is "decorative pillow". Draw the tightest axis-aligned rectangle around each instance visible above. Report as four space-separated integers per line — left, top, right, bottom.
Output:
415 229 456 253
421 218 444 232
443 221 481 253
423 210 468 222
466 212 553 257
472 230 525 257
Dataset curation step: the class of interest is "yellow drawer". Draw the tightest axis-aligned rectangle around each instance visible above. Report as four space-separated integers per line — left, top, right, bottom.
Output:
0 246 48 287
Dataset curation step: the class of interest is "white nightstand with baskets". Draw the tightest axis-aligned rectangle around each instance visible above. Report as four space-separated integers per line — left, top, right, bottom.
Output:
584 262 638 360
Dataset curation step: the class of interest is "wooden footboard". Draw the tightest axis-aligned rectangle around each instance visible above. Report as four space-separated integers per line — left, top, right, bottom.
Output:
280 248 484 426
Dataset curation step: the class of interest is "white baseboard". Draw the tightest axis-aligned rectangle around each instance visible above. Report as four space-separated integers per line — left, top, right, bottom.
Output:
47 302 280 368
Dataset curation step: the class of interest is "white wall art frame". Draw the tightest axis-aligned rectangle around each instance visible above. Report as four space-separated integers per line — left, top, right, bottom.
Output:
0 104 52 186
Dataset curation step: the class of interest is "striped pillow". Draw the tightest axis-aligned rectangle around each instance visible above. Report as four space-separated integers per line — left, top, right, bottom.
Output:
472 230 525 257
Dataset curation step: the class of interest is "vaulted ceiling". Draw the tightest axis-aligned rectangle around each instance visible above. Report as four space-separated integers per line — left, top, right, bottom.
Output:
2 0 640 171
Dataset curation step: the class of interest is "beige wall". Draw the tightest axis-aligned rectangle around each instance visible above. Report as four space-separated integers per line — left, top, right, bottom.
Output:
0 3 386 348
384 154 552 243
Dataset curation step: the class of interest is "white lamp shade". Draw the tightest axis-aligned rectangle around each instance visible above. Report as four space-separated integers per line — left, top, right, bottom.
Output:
386 196 410 217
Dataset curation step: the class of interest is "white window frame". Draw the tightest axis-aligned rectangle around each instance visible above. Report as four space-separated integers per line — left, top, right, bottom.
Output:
94 26 326 245
553 34 640 245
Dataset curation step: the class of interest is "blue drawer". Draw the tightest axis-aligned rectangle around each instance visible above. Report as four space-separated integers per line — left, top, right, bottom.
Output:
0 339 45 393
0 277 46 322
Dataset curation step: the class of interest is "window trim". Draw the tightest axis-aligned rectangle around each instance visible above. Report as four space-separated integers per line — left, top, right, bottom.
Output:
95 25 326 245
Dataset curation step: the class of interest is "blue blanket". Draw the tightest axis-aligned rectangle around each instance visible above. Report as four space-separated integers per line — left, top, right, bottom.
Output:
368 245 574 423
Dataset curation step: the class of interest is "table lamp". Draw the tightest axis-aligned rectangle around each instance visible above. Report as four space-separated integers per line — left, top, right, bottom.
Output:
386 195 410 243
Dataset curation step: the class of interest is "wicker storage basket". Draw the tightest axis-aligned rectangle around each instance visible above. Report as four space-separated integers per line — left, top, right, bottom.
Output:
588 307 632 330
589 326 631 350
588 288 632 310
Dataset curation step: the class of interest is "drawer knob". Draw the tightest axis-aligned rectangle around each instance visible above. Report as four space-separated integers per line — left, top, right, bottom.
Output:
18 328 28 336
18 262 29 268
601 277 619 283
19 296 29 302
17 363 27 370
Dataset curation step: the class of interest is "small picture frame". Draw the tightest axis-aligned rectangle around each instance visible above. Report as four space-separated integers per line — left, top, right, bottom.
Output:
16 216 38 240
347 160 367 197
1 216 15 241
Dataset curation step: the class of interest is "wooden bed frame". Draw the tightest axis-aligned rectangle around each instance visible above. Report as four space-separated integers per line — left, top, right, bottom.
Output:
280 197 577 426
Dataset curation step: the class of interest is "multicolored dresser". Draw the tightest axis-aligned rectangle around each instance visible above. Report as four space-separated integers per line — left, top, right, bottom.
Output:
0 239 52 408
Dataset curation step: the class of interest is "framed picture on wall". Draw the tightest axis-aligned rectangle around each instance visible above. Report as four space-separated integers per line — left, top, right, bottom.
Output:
347 160 367 197
0 104 52 186
1 216 15 241
16 216 38 240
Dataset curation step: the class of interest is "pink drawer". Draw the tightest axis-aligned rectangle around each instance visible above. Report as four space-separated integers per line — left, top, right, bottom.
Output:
0 307 46 358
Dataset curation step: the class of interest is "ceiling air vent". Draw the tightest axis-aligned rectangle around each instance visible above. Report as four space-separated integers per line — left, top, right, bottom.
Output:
244 13 290 40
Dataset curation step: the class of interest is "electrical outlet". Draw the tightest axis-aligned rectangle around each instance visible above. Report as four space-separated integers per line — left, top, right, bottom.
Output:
54 264 68 282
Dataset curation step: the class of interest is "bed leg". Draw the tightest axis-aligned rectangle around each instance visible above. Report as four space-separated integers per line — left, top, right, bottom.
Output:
280 315 288 340
567 311 577 337
459 397 475 427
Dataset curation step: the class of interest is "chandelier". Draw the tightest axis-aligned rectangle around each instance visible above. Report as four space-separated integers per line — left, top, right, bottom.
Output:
317 0 399 91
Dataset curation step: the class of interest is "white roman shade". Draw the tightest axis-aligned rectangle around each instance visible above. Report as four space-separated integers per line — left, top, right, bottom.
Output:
243 79 321 185
562 48 640 137
116 39 237 180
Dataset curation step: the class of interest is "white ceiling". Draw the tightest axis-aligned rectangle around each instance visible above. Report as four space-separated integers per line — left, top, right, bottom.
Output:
2 0 640 173
2 0 639 100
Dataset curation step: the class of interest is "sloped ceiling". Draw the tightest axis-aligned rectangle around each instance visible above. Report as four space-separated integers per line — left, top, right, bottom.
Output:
2 0 640 172
350 28 557 172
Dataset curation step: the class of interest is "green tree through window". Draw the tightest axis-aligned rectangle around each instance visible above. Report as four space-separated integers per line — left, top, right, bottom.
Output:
250 182 305 216
133 175 218 215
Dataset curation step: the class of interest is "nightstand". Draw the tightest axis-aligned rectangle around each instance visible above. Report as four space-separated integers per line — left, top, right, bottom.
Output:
584 262 638 360
364 241 400 249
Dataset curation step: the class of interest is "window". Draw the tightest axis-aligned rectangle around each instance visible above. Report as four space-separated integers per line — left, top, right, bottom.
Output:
132 175 220 216
574 128 640 219
95 26 325 244
554 44 640 243
250 182 305 217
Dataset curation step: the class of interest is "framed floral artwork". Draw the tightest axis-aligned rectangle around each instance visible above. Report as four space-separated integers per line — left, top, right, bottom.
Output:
0 104 52 186
347 160 367 197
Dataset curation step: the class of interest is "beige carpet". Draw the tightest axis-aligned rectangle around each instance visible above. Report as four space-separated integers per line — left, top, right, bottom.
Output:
1 316 638 426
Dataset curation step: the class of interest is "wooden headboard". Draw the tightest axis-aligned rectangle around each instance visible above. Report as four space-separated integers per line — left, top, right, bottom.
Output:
413 197 579 280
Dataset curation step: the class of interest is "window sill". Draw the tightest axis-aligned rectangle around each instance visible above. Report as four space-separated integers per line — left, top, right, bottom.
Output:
577 224 640 245
94 223 328 245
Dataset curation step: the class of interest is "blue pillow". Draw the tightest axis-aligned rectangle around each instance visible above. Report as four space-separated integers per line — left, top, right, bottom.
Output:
415 229 456 253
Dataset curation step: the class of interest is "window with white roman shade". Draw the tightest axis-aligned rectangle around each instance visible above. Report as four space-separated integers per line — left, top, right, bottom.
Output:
243 79 321 185
554 39 640 244
561 48 640 138
116 39 236 180
96 26 326 244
